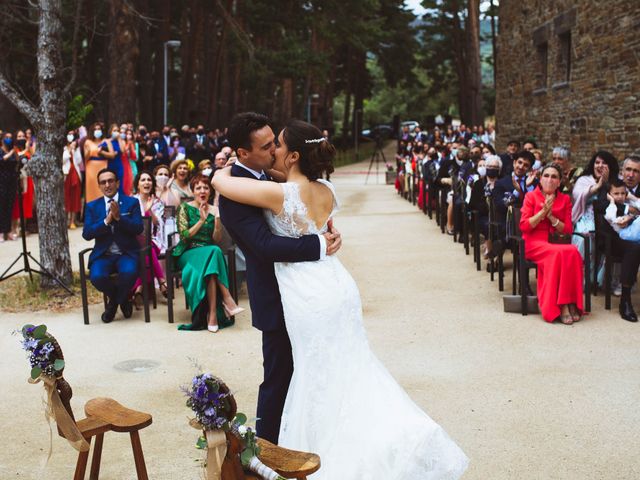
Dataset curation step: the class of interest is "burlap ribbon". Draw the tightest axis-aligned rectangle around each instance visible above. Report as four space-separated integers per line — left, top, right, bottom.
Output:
190 419 228 480
29 375 90 460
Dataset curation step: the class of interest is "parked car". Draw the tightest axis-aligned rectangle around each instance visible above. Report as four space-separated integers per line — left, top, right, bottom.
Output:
361 124 395 139
401 120 420 132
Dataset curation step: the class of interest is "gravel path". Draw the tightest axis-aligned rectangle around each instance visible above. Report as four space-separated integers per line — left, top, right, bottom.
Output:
1 150 639 479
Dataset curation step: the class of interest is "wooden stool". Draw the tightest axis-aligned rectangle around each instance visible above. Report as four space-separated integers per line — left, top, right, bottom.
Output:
45 336 153 480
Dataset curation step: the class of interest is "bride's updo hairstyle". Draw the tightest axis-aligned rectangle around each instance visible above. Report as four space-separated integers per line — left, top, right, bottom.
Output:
282 119 335 181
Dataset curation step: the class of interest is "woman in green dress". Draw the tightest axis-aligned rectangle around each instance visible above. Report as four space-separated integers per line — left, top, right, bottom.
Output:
172 174 244 332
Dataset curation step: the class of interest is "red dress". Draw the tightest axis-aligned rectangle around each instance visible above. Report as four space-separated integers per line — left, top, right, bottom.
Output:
520 188 583 322
12 150 34 220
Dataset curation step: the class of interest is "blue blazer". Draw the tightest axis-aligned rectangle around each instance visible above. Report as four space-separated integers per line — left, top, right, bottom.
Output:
219 164 321 332
82 195 144 267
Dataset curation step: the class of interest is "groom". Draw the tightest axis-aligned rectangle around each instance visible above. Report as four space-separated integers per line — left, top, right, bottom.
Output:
219 112 342 443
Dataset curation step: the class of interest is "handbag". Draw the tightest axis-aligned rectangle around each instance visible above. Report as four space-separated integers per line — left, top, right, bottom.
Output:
548 231 571 244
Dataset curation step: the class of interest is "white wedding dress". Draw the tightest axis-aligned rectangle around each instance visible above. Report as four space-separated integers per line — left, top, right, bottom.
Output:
264 180 468 480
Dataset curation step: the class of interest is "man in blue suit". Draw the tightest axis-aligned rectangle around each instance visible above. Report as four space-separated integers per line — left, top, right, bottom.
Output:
219 112 341 444
82 168 144 323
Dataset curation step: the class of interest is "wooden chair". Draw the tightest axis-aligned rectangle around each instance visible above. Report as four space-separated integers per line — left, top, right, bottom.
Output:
213 380 320 480
487 197 506 292
42 334 152 479
593 214 623 310
165 239 238 324
510 206 591 316
79 217 152 324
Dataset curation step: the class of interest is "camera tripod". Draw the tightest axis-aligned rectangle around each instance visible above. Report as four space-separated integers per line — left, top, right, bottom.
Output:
0 173 73 294
364 136 387 185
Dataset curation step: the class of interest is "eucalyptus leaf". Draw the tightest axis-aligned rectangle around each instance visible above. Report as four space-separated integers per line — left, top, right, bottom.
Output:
32 325 47 339
240 449 253 466
53 359 65 371
235 413 247 426
30 367 42 379
195 436 207 450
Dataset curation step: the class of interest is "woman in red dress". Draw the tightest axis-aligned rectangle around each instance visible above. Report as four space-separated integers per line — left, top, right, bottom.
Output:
11 131 34 236
519 163 584 324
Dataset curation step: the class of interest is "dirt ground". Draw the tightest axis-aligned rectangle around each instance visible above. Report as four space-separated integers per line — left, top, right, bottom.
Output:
1 151 639 479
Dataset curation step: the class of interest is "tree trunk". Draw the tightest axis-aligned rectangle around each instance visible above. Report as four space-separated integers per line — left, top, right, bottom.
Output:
449 1 469 123
490 0 497 88
281 78 294 123
30 0 72 288
109 0 140 124
466 0 483 126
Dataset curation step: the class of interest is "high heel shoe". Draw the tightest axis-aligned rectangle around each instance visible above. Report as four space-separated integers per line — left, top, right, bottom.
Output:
223 303 245 317
207 324 219 333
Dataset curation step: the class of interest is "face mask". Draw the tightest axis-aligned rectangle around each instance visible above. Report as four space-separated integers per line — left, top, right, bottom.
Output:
482 153 490 160
450 148 457 159
16 139 26 149
94 130 103 139
139 129 147 136
202 167 213 177
155 175 169 187
486 168 500 178
120 132 126 140
477 166 487 177
455 158 463 166
67 134 75 143
111 131 119 139
532 160 542 170
3 138 13 149
197 129 205 135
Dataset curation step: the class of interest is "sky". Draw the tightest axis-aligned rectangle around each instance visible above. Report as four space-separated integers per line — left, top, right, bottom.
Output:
405 0 427 16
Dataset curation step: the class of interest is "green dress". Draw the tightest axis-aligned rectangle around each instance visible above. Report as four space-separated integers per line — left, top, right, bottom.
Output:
172 203 233 330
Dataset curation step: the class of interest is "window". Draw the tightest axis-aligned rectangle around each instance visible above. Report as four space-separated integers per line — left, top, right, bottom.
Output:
557 31 571 83
536 42 548 90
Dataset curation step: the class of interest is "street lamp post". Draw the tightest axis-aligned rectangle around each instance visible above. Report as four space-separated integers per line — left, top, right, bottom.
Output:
163 40 181 126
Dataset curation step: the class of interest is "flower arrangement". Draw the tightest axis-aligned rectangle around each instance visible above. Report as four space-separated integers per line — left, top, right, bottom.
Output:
183 372 285 480
19 324 65 379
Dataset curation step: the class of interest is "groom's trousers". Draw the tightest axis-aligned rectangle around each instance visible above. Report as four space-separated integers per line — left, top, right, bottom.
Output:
257 328 294 444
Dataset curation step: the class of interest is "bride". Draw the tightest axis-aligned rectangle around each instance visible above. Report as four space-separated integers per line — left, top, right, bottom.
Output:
212 119 468 479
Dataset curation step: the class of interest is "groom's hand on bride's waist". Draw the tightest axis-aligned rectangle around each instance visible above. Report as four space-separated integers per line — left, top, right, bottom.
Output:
324 220 342 256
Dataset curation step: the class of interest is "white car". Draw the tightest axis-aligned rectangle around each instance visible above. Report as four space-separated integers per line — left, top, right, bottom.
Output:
401 120 420 132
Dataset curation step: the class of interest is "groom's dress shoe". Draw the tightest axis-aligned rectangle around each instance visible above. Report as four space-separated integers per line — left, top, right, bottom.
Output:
619 298 638 322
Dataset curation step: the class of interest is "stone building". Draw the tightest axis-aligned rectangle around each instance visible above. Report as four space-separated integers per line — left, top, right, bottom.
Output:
495 0 640 165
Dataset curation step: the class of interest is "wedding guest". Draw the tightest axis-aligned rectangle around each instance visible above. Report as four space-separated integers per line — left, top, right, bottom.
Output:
82 168 143 323
499 140 520 175
571 151 618 256
84 122 112 203
519 163 584 324
108 123 133 196
552 147 582 195
0 135 19 242
469 155 502 257
131 171 167 308
62 130 83 229
170 158 193 202
10 131 34 237
172 174 243 332
154 164 180 208
123 129 138 182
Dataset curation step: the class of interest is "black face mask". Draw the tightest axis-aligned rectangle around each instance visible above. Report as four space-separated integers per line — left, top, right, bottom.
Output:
139 129 147 136
162 130 170 136
197 129 205 135
16 139 26 149
486 168 500 178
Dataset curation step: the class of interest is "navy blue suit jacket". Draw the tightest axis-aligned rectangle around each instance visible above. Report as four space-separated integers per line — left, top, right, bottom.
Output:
82 195 144 267
218 164 321 332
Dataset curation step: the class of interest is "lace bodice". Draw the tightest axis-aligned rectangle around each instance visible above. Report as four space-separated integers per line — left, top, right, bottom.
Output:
264 179 339 238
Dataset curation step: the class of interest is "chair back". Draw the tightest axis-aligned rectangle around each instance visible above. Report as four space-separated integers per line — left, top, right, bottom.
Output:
510 206 522 238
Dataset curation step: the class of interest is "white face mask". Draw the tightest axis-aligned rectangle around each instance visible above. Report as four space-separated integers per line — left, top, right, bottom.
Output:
477 166 487 177
67 134 75 143
202 168 213 177
94 130 103 139
482 153 490 160
450 148 458 159
111 131 119 139
120 132 126 140
455 158 463 166
532 160 542 171
155 175 169 187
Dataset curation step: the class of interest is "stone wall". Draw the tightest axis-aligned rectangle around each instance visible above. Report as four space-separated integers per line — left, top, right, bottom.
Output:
495 0 640 166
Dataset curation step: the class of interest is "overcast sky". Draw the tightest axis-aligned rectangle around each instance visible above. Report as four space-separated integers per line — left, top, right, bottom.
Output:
405 0 427 16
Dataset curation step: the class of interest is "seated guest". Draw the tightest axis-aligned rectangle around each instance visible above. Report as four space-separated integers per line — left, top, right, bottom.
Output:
594 155 640 322
571 151 618 256
213 151 227 174
469 155 502 257
131 171 167 308
605 179 639 238
82 168 143 323
198 159 214 178
169 158 193 202
492 150 537 242
552 147 582 195
172 174 244 332
499 140 520 176
154 164 180 208
519 164 584 324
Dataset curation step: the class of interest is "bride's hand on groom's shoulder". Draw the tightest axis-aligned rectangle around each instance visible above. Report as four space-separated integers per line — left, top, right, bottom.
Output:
324 219 342 255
